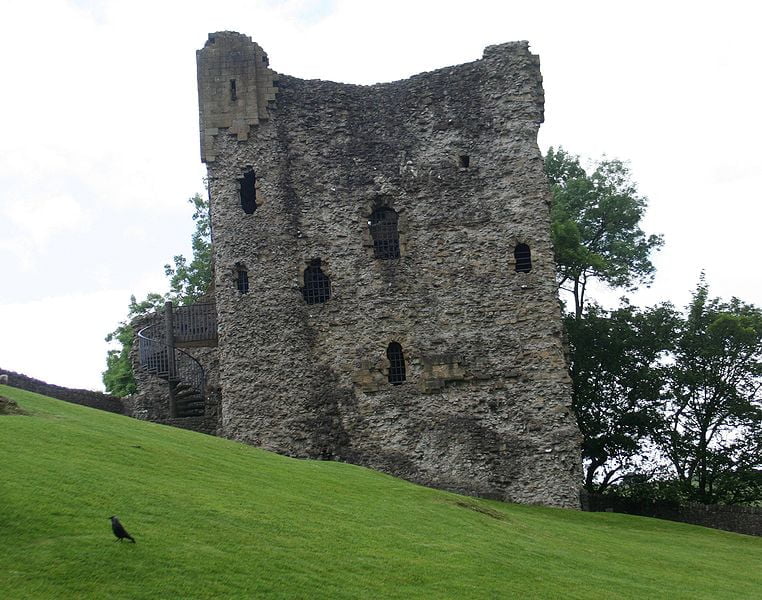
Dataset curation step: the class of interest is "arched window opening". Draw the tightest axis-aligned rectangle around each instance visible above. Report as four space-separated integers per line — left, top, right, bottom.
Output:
514 243 532 273
386 342 406 385
369 207 400 260
303 260 330 304
239 170 256 214
236 266 249 294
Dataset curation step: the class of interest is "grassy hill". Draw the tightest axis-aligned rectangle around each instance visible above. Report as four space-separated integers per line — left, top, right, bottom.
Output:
2 385 760 599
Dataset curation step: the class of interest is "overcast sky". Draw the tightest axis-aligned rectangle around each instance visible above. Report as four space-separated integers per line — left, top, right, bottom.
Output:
1 0 760 390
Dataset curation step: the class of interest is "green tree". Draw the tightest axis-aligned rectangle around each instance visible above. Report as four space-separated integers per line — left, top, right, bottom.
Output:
164 193 213 305
102 194 212 395
546 149 762 505
103 323 137 397
567 302 679 492
102 293 167 397
545 147 664 319
546 147 667 491
657 278 762 504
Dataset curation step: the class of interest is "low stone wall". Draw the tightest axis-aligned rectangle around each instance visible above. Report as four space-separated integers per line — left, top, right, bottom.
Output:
582 491 762 537
149 414 220 436
0 369 127 415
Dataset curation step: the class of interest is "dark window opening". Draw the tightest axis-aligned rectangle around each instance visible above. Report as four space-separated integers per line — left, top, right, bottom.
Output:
236 267 249 293
303 260 331 304
459 155 470 168
514 243 532 273
387 342 406 385
239 170 256 214
369 207 400 260
230 79 237 101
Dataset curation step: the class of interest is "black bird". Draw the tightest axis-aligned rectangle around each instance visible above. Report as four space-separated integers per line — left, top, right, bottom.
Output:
109 516 136 543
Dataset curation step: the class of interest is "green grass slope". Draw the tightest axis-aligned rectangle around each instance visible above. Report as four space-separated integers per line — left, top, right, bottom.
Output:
1 385 760 599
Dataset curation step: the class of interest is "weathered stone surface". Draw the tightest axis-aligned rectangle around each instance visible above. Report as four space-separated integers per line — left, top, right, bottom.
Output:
197 31 277 163
0 395 28 415
198 32 582 507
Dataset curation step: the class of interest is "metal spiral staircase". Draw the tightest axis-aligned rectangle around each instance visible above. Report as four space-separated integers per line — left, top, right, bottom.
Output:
137 302 217 418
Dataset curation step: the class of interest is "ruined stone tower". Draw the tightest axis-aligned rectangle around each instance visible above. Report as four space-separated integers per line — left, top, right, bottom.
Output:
196 31 581 507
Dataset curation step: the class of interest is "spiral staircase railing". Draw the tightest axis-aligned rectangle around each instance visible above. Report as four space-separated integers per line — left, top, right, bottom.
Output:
136 302 216 418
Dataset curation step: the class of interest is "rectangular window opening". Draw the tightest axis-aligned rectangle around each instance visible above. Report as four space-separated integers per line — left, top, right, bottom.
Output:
237 269 249 294
230 79 237 102
240 170 257 214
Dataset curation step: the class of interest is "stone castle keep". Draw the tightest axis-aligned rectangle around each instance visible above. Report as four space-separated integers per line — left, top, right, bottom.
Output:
132 31 582 508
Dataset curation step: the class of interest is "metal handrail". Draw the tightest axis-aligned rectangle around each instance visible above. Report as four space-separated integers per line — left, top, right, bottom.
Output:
136 320 206 404
173 302 217 343
174 346 206 398
137 322 170 378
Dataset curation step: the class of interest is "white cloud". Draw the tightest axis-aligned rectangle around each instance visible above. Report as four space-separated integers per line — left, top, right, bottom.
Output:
0 290 135 390
3 194 87 249
122 225 148 242
0 0 760 392
0 194 89 272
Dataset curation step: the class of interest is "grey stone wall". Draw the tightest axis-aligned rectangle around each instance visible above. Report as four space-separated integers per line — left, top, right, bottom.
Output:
0 368 126 414
198 32 582 507
582 492 762 537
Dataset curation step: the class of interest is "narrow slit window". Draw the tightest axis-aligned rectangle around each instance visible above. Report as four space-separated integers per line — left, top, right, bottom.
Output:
303 260 331 304
236 267 249 293
239 170 256 214
514 243 532 273
230 79 237 101
369 207 400 260
387 342 406 385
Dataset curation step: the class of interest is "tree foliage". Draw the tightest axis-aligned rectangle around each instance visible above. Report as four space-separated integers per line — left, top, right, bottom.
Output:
102 195 212 396
657 278 762 504
547 149 761 505
567 303 679 493
103 323 137 398
164 193 213 305
102 293 167 397
545 147 664 319
567 278 762 504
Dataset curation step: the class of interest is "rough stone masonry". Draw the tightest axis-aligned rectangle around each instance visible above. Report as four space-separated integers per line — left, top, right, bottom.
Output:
197 31 582 507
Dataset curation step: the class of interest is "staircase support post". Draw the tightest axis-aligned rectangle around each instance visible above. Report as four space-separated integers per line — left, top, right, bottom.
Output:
164 301 178 418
